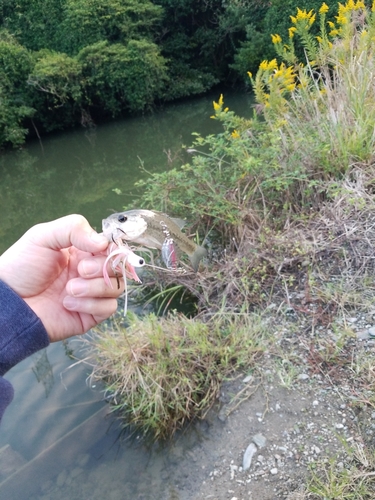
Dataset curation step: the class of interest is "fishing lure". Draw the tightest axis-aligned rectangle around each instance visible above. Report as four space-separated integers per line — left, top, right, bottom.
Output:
103 241 145 315
161 237 178 270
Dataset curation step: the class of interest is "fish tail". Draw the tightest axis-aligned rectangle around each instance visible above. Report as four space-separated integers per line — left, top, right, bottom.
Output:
189 245 207 272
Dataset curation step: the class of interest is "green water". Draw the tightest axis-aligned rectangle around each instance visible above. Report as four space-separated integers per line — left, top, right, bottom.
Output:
0 90 253 500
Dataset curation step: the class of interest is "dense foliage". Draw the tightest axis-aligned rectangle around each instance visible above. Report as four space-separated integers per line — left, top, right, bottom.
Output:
0 0 341 148
137 0 375 247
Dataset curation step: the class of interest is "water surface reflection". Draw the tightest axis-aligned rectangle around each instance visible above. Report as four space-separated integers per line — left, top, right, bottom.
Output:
0 90 253 499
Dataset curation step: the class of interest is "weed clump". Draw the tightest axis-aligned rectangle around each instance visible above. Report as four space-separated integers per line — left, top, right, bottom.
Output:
87 312 267 440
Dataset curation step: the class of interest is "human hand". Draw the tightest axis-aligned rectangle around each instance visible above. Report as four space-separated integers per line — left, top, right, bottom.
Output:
0 214 124 342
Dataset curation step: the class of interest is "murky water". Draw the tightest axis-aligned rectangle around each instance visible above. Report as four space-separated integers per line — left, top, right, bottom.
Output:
0 90 252 499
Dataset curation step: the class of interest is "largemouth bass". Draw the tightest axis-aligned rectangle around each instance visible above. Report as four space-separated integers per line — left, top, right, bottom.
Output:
102 209 207 271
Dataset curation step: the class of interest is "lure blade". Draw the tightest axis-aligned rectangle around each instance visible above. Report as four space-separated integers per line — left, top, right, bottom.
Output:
161 238 178 269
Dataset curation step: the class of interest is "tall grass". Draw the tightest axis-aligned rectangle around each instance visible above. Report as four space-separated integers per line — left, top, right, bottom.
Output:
86 311 268 439
253 1 375 179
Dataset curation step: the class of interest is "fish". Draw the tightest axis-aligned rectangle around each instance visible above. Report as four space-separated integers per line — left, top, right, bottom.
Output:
102 209 207 271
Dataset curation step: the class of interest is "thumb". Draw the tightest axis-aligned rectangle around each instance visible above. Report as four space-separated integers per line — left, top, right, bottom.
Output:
26 214 109 253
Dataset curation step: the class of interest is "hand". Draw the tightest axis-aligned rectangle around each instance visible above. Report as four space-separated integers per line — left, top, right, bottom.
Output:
0 214 124 342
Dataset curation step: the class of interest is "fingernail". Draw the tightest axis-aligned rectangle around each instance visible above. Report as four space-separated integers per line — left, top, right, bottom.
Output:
90 231 108 246
68 281 88 297
81 259 101 277
63 296 79 310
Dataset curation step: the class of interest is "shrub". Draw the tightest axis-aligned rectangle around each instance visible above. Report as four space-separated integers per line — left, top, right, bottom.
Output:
77 40 168 116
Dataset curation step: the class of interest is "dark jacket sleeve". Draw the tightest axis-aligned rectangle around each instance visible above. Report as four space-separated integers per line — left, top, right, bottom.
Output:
0 280 50 422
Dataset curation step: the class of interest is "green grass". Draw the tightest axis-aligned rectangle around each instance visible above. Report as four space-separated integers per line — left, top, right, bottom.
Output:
308 444 375 499
86 311 270 439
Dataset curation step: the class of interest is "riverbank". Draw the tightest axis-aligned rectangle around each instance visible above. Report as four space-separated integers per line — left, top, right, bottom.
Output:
28 302 375 499
74 176 375 499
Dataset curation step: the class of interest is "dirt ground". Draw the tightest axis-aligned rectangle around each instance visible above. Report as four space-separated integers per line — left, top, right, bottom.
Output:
175 377 357 500
163 322 375 500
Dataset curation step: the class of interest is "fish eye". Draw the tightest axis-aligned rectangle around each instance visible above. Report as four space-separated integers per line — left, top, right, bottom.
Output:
117 215 127 223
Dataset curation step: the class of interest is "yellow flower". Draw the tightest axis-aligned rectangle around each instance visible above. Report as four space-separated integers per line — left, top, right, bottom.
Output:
336 3 349 22
259 60 269 71
355 0 365 9
316 35 323 43
271 33 282 44
267 59 278 71
213 94 224 111
231 130 240 139
247 71 253 78
288 27 297 38
298 8 314 21
372 0 375 12
327 21 335 28
319 2 329 14
290 15 297 24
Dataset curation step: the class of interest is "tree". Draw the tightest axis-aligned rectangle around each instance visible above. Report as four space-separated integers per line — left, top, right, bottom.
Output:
77 40 168 116
61 0 163 54
0 31 34 147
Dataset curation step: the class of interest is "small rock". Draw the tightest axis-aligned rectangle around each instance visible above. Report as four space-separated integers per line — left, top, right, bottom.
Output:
270 468 278 475
369 327 375 338
297 374 310 381
56 470 67 487
70 467 83 479
356 329 371 340
77 453 90 467
243 443 257 471
335 423 344 429
347 317 358 323
252 433 267 448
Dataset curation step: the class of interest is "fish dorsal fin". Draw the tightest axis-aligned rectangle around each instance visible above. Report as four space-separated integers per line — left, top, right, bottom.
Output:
170 217 186 229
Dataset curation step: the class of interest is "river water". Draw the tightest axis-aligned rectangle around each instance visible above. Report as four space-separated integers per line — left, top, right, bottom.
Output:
0 90 252 499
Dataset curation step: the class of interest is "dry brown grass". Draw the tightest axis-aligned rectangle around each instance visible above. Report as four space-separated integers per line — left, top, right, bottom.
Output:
137 169 375 325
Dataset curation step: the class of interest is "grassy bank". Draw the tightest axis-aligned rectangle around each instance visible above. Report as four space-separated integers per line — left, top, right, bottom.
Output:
86 1 375 495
